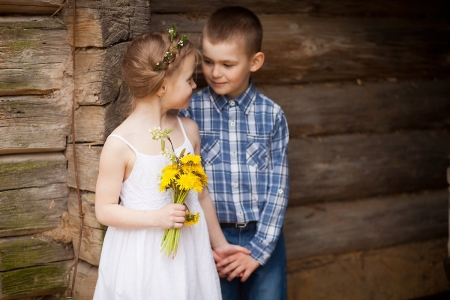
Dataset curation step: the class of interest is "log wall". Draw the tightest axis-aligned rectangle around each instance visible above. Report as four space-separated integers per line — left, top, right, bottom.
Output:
0 2 74 297
149 2 450 300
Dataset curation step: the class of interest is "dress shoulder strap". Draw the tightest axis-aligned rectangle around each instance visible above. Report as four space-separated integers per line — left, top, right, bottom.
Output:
108 134 138 154
176 116 189 141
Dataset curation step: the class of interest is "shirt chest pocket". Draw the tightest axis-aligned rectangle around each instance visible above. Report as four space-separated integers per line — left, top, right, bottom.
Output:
200 132 222 166
247 135 270 170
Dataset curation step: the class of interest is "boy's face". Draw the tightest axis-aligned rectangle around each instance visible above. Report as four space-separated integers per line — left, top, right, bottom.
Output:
201 37 254 99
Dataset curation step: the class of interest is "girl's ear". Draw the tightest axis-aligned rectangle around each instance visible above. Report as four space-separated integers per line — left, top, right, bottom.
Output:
156 82 167 98
250 52 265 72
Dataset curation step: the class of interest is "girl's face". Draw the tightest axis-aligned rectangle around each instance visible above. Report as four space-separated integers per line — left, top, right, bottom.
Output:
165 53 197 110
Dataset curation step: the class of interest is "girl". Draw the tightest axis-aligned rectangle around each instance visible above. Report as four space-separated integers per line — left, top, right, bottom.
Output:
93 27 249 300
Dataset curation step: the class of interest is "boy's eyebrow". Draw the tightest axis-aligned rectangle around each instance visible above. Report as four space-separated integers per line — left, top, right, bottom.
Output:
202 55 237 63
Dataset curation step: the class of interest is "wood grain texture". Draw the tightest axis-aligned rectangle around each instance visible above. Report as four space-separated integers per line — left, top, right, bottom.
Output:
0 153 66 191
68 260 98 300
68 214 105 266
0 184 68 237
0 261 72 299
0 16 70 96
151 0 450 18
0 95 71 154
65 144 101 193
286 238 448 300
63 0 150 48
68 190 105 230
259 79 450 137
152 14 450 84
73 43 127 106
0 0 64 15
288 130 450 205
70 105 107 144
0 235 73 271
284 189 448 260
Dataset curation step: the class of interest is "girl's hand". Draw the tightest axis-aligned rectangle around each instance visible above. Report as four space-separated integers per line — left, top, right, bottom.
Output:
217 253 260 282
213 244 251 264
158 203 186 229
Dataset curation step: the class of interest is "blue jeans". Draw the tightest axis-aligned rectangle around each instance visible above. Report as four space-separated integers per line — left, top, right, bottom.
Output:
219 222 287 300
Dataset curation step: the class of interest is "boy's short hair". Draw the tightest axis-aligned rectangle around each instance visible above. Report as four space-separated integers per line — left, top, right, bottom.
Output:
203 6 263 57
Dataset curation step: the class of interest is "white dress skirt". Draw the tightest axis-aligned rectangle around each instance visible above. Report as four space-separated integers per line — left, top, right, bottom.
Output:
93 124 221 300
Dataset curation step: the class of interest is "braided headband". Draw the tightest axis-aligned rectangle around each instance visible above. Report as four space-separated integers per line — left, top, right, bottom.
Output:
154 25 190 71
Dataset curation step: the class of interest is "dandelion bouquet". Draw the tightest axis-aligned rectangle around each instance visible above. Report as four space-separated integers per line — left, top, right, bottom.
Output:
150 127 208 258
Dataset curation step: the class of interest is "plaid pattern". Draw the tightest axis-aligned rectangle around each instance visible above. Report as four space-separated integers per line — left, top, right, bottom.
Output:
179 81 290 265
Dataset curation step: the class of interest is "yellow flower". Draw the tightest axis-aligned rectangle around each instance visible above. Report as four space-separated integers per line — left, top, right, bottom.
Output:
181 154 201 165
176 173 196 190
192 179 203 193
159 166 179 191
184 212 200 226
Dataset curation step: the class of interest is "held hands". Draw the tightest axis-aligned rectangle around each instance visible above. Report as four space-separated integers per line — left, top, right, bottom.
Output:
158 203 186 229
213 246 260 282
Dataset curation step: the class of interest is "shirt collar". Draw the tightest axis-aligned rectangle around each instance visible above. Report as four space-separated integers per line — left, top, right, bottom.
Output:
209 80 257 115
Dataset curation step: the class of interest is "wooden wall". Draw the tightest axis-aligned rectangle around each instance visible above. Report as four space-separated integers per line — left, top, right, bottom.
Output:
0 0 74 298
1 0 450 299
150 1 450 300
0 0 149 299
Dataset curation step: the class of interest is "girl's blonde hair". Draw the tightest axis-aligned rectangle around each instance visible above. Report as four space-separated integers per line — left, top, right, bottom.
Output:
120 29 200 116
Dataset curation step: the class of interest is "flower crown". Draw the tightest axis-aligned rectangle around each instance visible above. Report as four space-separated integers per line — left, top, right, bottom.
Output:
154 25 190 71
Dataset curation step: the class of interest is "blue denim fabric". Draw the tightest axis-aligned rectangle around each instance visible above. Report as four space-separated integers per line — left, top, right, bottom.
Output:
220 223 287 300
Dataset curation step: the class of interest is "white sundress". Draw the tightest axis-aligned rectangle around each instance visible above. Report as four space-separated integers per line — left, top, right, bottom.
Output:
93 117 221 300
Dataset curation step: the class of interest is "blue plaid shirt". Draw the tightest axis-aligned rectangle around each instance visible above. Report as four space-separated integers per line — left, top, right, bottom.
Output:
179 81 290 265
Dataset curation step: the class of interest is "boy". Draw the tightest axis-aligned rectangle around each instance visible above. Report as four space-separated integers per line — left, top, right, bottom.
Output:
179 6 290 300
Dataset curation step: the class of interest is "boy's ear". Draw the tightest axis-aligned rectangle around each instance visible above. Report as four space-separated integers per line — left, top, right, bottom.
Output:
250 52 265 72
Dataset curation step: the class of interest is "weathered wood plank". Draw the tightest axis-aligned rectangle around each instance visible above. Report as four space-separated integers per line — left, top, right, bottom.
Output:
0 0 64 15
67 189 106 266
68 260 98 300
0 261 72 300
0 153 66 191
288 130 450 205
287 238 448 300
71 105 107 144
0 184 68 237
68 214 105 267
259 79 450 137
63 0 150 48
0 16 70 96
0 95 70 154
0 235 73 272
65 144 101 192
73 43 127 106
284 189 448 260
68 190 105 230
152 14 450 84
151 0 450 18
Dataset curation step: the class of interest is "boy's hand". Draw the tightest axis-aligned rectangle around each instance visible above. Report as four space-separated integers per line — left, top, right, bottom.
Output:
213 244 251 265
216 252 260 282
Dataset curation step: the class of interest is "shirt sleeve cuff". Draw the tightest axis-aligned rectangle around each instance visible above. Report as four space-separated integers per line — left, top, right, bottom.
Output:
246 240 275 266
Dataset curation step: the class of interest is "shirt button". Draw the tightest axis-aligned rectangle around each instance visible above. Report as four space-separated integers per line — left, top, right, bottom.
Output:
229 100 235 106
238 212 243 217
263 254 269 259
231 152 237 157
233 182 238 188
278 189 284 194
230 121 235 127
